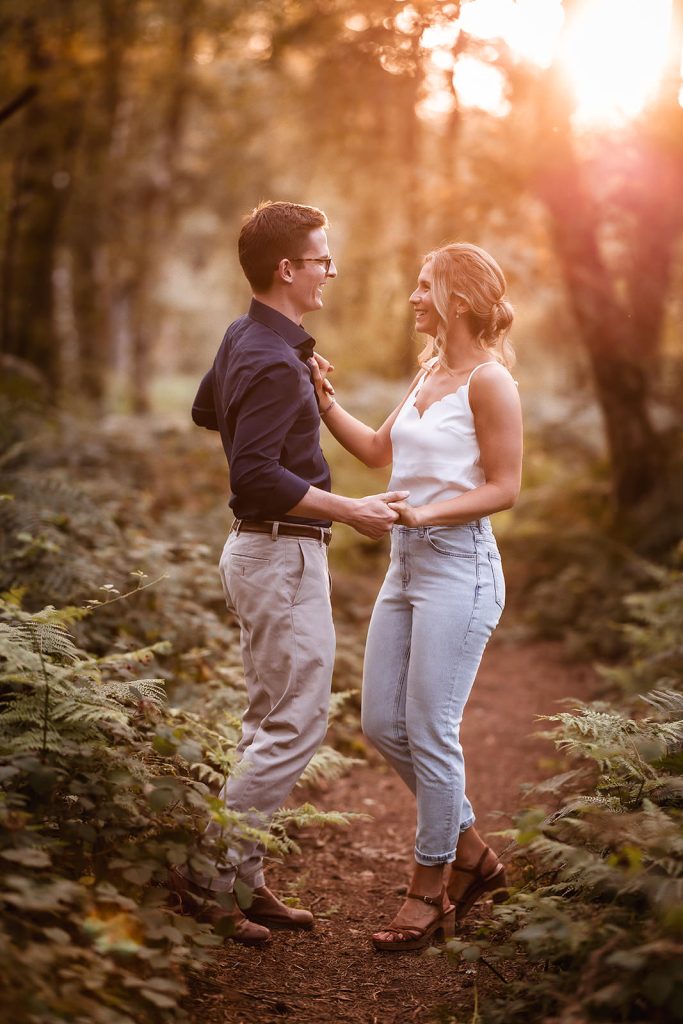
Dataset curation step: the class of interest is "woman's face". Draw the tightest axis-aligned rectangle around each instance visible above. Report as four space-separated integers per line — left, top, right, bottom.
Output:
409 260 439 337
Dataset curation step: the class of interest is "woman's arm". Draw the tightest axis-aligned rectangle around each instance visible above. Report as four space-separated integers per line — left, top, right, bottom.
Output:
391 364 523 526
309 357 422 469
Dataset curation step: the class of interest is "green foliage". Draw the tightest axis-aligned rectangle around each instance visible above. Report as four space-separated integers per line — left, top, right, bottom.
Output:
598 553 683 694
0 413 361 1022
443 685 683 1023
0 596 222 1023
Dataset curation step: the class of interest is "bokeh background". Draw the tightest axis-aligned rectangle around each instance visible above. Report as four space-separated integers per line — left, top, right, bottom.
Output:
2 0 682 550
1 5 683 1021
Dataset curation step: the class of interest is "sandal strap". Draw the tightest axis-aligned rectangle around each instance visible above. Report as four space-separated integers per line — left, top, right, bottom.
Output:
380 924 426 938
451 846 493 876
405 885 447 907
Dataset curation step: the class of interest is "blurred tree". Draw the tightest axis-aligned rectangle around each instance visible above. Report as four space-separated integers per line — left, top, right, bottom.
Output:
519 0 683 536
0 5 83 393
301 0 682 536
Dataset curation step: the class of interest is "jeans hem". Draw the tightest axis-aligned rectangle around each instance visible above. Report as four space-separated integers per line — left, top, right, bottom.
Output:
414 847 457 866
459 816 476 832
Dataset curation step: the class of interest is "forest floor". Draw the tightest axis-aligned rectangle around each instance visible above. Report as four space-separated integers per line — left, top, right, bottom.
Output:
186 568 599 1024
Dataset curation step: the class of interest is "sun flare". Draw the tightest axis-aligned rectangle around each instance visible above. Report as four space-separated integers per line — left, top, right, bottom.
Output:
419 0 679 126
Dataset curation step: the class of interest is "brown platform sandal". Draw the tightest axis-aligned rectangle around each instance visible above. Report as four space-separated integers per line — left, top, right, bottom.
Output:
447 846 508 923
167 869 271 946
372 886 456 952
244 885 315 930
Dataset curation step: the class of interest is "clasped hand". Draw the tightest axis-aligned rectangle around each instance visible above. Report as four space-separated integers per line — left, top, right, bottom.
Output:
387 500 421 528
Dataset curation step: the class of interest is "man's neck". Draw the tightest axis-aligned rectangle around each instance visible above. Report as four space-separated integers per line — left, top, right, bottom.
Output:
252 291 303 326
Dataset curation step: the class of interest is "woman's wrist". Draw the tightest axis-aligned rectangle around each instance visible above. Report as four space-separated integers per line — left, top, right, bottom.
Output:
411 505 427 528
320 397 337 417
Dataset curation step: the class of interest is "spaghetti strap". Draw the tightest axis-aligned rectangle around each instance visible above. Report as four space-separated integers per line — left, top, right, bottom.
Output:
466 363 497 387
466 362 518 388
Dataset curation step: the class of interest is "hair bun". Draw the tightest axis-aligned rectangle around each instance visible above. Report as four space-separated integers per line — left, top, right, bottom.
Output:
493 298 514 334
482 298 513 342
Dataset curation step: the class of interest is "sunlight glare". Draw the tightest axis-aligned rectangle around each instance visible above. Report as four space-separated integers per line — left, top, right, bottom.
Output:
453 55 509 115
460 0 563 67
417 0 676 123
559 0 673 126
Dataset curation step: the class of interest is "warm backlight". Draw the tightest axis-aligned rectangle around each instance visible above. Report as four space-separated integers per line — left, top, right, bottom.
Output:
420 0 678 126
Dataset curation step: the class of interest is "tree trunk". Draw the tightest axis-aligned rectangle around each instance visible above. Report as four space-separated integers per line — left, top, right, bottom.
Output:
69 0 132 405
532 62 673 525
397 68 424 376
127 0 194 413
0 19 81 392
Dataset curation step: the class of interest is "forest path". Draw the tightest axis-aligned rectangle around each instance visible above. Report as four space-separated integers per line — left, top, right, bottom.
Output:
187 628 598 1024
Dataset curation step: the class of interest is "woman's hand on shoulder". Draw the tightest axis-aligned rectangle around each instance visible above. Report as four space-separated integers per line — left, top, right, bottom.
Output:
308 353 335 407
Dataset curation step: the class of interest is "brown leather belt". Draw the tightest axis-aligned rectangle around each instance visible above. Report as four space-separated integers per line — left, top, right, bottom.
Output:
231 519 332 545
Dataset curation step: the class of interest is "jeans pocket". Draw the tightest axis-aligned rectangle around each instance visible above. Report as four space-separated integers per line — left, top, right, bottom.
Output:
488 551 505 611
425 527 476 558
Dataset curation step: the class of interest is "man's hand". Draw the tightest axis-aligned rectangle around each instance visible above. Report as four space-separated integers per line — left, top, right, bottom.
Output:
387 499 422 528
347 491 410 539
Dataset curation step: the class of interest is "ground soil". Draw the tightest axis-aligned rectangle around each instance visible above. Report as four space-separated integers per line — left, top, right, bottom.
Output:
186 606 599 1024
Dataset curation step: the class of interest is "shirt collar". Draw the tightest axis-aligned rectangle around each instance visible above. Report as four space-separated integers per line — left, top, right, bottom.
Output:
248 299 316 359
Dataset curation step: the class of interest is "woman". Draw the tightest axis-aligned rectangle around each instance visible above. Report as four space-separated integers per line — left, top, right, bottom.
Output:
311 243 523 952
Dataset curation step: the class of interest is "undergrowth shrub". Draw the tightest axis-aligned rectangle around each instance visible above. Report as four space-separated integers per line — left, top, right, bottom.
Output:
0 409 362 1022
445 656 683 1022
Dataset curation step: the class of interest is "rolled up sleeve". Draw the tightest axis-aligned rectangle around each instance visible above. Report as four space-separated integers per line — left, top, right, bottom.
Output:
191 368 219 430
228 364 311 516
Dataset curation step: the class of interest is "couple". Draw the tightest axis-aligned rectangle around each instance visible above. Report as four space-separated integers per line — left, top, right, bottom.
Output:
182 200 523 952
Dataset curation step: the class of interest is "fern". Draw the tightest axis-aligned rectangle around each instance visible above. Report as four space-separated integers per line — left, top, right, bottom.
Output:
297 745 363 788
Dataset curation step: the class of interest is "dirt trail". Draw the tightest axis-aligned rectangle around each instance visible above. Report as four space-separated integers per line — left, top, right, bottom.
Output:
187 633 598 1024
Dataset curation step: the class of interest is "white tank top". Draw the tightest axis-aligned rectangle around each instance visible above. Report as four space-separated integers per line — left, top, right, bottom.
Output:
388 361 515 506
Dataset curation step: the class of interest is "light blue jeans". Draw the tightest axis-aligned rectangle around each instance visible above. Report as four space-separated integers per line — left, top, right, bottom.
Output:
361 519 505 866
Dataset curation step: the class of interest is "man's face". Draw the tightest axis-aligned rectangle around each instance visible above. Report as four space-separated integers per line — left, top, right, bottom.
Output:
288 228 337 316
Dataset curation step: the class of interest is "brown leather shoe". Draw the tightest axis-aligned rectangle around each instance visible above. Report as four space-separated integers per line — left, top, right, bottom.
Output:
446 846 508 923
244 885 315 930
167 869 271 945
372 885 456 952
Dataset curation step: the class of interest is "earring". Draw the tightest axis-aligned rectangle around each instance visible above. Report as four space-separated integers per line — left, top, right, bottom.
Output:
455 311 460 319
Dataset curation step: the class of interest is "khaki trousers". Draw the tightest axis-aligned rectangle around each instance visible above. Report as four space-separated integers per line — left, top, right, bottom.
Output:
206 526 335 890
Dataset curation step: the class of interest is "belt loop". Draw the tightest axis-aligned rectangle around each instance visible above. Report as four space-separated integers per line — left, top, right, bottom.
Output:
271 521 280 541
318 527 324 546
234 519 242 535
417 526 425 538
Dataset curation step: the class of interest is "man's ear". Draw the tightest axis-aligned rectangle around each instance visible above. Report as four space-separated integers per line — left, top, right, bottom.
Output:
277 258 293 284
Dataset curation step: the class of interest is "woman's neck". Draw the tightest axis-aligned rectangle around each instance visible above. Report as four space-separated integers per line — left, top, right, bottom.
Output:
440 330 486 374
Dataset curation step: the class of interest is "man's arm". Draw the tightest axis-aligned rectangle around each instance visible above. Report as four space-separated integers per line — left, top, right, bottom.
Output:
229 364 408 538
288 486 409 540
192 367 219 430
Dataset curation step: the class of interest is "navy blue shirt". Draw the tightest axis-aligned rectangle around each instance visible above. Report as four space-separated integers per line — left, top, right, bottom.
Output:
191 299 332 526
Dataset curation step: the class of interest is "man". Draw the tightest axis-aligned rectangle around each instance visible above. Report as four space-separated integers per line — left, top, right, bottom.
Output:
181 201 406 944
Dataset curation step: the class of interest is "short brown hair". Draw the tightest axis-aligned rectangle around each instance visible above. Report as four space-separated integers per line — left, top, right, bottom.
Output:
238 200 328 291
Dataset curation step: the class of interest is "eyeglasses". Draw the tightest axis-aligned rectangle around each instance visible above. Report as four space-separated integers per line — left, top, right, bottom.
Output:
288 256 333 274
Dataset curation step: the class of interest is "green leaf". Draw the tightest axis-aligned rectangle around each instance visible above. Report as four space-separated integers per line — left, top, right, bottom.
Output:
1 847 51 867
233 878 253 909
152 734 177 756
122 864 154 885
140 989 177 1009
191 930 223 946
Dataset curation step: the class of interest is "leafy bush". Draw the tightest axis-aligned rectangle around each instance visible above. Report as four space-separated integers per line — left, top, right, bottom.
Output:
0 409 362 1022
445 686 683 1023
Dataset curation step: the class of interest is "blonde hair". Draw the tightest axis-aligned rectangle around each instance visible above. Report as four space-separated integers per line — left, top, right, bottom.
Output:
418 242 515 370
